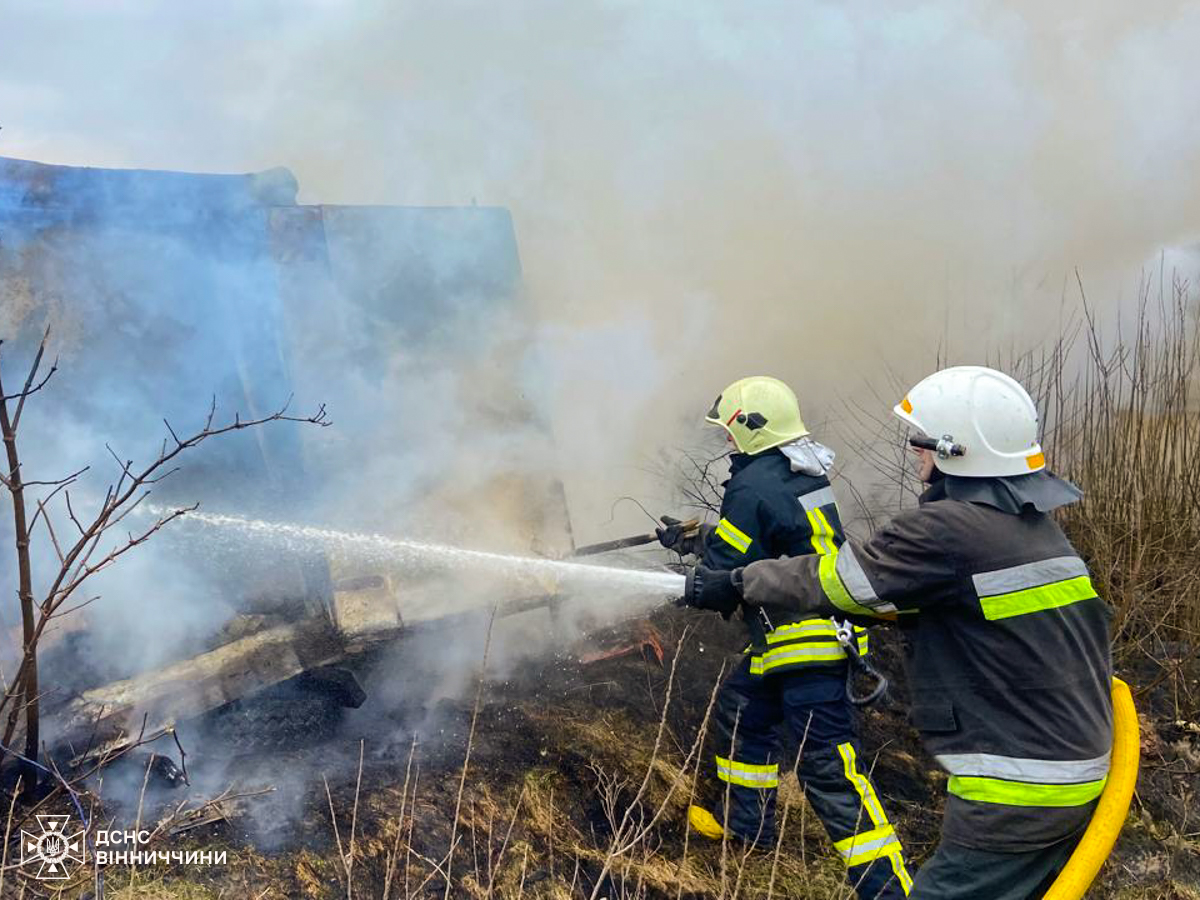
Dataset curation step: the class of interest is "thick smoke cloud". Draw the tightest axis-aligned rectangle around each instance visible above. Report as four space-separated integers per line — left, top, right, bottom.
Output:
2 2 1200 715
10 0 1196 536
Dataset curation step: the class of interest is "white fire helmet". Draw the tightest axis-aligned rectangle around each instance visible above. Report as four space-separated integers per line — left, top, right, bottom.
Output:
892 366 1046 477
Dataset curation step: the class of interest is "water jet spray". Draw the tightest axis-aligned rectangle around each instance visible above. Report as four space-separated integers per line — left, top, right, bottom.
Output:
148 506 685 599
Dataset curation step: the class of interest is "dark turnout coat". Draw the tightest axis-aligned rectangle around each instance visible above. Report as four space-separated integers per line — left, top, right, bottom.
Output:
703 449 867 676
740 478 1113 852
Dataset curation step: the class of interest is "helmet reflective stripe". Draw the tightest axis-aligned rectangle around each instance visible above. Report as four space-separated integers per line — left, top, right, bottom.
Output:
706 376 809 455
893 366 1045 477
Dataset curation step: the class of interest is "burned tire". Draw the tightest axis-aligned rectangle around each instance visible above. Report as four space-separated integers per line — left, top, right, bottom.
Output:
200 674 345 755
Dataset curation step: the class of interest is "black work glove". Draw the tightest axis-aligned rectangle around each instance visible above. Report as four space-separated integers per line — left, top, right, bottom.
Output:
677 565 744 620
656 515 698 555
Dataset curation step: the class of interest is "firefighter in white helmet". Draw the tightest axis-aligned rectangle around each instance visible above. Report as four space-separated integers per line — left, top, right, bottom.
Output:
682 366 1113 900
664 376 911 899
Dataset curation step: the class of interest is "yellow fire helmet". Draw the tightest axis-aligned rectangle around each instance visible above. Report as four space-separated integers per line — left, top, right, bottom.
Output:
705 376 809 455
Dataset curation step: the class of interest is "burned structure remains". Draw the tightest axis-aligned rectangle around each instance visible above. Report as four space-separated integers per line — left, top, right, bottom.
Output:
0 155 576 762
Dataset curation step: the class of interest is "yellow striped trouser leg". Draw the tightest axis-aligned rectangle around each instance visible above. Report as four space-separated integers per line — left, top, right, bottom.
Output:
715 753 780 845
715 755 780 790
837 742 914 894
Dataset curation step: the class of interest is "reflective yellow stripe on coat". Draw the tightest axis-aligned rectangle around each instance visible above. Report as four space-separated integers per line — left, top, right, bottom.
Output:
972 556 1098 621
749 619 868 675
715 518 752 554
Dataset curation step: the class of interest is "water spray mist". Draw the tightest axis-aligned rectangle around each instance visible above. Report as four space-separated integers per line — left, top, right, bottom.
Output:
147 506 685 598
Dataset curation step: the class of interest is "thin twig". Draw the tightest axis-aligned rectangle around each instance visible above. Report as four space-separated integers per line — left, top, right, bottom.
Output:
443 603 500 899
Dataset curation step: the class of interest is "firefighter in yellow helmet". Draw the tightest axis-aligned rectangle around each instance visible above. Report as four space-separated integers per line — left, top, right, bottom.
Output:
661 376 911 899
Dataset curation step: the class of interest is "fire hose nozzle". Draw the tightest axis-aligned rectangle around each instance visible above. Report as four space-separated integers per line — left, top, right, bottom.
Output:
571 518 700 558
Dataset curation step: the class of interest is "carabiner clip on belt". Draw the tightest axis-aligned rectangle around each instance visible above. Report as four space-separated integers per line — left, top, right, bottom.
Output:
834 619 888 706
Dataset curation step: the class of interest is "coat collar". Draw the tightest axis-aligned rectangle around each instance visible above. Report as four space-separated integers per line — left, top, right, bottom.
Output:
920 470 1082 513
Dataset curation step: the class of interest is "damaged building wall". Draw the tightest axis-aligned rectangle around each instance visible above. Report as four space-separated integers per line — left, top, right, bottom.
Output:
0 155 574 719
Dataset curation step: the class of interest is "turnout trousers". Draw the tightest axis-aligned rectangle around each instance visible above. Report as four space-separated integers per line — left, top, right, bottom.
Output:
712 656 912 899
908 833 1083 900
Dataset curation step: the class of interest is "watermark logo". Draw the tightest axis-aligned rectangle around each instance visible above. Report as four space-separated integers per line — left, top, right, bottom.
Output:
20 814 86 880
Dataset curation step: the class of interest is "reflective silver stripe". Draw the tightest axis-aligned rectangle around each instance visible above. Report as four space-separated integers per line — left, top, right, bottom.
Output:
837 831 900 861
835 545 897 614
765 620 839 643
759 644 845 666
716 762 778 784
799 486 837 511
769 619 839 635
936 751 1111 784
972 556 1089 597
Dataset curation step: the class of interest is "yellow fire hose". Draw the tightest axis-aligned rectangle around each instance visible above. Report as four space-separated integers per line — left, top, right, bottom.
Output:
1043 677 1140 900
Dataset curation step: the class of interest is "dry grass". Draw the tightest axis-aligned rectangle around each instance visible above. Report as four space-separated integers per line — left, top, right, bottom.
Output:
1006 274 1200 708
281 625 873 900
85 879 222 900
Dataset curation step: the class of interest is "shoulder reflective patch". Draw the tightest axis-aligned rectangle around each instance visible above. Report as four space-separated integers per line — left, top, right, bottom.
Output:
798 485 837 511
834 544 898 614
819 554 878 617
973 556 1090 595
715 518 752 554
936 751 1111 784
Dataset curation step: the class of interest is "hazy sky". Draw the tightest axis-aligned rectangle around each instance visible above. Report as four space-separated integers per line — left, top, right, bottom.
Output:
4 0 1200 536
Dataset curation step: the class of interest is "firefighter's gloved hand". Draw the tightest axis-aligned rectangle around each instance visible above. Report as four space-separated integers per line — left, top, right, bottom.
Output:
657 515 698 555
680 565 743 620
